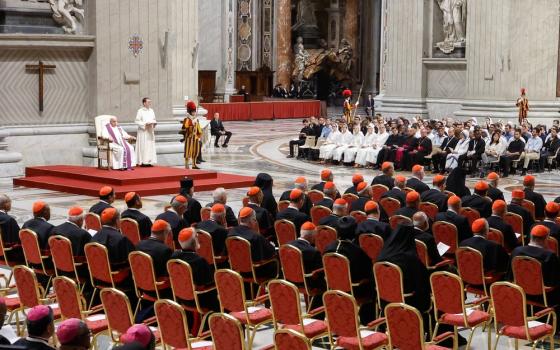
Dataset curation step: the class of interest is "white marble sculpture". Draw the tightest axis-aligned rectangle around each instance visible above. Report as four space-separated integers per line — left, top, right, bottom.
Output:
48 0 84 34
435 0 467 54
292 36 309 83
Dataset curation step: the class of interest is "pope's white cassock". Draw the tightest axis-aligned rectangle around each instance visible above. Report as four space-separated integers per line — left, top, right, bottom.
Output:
102 121 136 170
135 107 158 165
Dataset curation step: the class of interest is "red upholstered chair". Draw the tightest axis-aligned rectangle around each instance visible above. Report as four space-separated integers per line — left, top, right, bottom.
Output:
84 242 130 309
52 276 108 345
279 245 323 312
315 225 338 254
380 197 401 219
358 234 384 263
432 221 459 258
491 282 556 350
342 193 359 208
350 211 367 224
119 218 141 246
456 247 500 297
48 235 86 292
225 236 278 299
100 287 159 344
459 207 480 226
19 229 54 293
200 207 211 222
511 256 557 311
274 219 297 246
546 236 559 256
209 313 246 350
371 184 389 203
0 227 22 285
196 229 227 268
310 206 331 225
167 259 216 336
373 261 412 318
323 290 388 350
504 212 524 245
419 202 439 221
385 303 456 350
430 271 491 349
128 251 170 316
278 200 290 212
487 228 504 247
85 212 101 232
389 215 412 230
522 199 536 220
268 279 327 343
307 190 325 205
324 253 371 306
214 269 272 349
274 329 312 350
154 299 213 350
415 240 452 271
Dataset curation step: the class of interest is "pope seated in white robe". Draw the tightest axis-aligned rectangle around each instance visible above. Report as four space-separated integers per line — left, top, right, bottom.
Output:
355 124 376 167
332 124 354 162
343 125 365 163
365 124 389 166
101 117 137 170
319 124 341 161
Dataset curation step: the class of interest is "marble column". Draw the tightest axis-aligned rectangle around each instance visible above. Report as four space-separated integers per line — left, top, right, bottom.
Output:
361 0 382 95
275 0 292 88
344 0 359 52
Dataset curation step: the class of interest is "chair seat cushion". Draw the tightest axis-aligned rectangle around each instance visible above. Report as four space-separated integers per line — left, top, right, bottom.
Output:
501 323 553 340
85 314 109 333
337 330 388 350
426 345 450 350
230 307 272 325
440 310 490 327
4 295 20 310
283 319 327 338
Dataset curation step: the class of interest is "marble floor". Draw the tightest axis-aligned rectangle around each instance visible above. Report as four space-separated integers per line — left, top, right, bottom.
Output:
2 119 560 349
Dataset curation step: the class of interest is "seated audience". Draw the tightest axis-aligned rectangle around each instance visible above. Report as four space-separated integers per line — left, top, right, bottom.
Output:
206 187 238 227
245 186 274 237
318 198 348 231
120 324 156 350
541 202 560 240
195 203 229 257
435 196 473 242
287 119 315 159
22 201 54 249
121 192 153 239
518 127 543 175
420 174 448 212
136 220 173 278
279 177 312 216
486 200 519 252
486 172 505 201
355 201 391 240
461 181 492 218
0 298 9 345
179 177 202 226
56 318 91 350
89 186 115 215
499 130 525 177
412 212 443 266
458 127 485 176
394 191 420 219
0 194 23 261
155 195 188 242
371 162 395 189
349 182 372 213
91 208 135 268
344 173 365 195
53 206 92 257
14 305 56 350
508 189 534 238
432 128 459 174
407 165 429 194
315 181 337 209
276 189 311 233
254 173 278 218
523 175 547 220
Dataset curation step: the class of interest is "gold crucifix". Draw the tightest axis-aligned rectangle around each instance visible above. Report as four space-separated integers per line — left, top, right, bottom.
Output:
25 61 56 112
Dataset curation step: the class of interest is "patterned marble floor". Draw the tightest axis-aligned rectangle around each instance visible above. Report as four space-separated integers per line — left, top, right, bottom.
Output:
2 118 560 349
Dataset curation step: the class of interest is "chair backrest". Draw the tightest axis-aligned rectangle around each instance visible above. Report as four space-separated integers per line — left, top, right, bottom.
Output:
315 225 338 254
374 262 405 304
49 235 77 275
120 218 141 246
371 184 389 203
279 245 306 284
456 247 485 286
504 212 523 243
13 265 40 308
385 303 426 350
167 259 197 303
358 234 384 262
53 276 83 319
389 215 412 230
491 282 527 328
84 242 114 286
19 229 43 266
350 211 367 224
268 280 302 326
307 190 324 205
195 230 216 266
242 197 250 208
85 213 102 232
430 271 465 316
432 221 459 254
278 200 290 212
94 115 116 138
511 256 546 296
380 197 401 218
419 202 438 221
323 290 360 338
415 240 430 267
342 193 359 207
129 251 158 293
521 199 536 220
100 288 134 335
275 329 311 350
274 219 297 246
310 206 331 225
215 269 246 313
200 207 212 222
323 253 352 293
487 228 504 247
209 313 245 350
547 236 559 256
459 207 480 226
154 299 190 349
225 236 253 273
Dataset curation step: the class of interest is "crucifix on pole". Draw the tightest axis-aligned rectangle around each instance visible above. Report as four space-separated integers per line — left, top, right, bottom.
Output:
25 61 56 112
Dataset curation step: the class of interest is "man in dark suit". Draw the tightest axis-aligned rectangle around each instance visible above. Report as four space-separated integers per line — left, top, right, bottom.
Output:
508 190 534 239
316 181 337 209
22 201 54 249
371 161 395 189
345 173 365 195
287 119 315 158
413 212 443 265
276 189 311 233
460 218 509 275
461 181 492 218
407 165 430 194
458 127 485 176
246 186 274 238
312 169 340 199
380 175 407 206
541 202 560 241
136 220 173 278
486 200 519 252
121 192 153 239
179 177 202 226
195 203 229 257
318 198 348 231
91 208 135 269
499 130 525 177
349 182 372 213
206 187 238 227
0 194 23 262
89 186 115 215
486 172 505 202
355 201 392 240
364 93 375 116
394 191 420 219
436 195 473 242
432 129 459 174
156 195 189 242
210 112 232 148
279 177 312 216
420 174 448 212
53 207 92 257
408 130 432 171
523 175 547 220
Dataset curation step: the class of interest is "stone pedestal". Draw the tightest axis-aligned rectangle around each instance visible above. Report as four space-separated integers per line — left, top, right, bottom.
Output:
0 128 23 177
275 0 292 88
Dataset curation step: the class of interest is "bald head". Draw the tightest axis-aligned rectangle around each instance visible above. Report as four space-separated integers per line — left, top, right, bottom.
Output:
413 212 429 231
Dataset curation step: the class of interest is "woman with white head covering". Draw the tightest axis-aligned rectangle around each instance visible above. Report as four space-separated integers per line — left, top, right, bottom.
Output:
343 124 366 163
355 124 377 167
365 124 390 166
445 130 470 170
332 123 354 162
319 123 340 161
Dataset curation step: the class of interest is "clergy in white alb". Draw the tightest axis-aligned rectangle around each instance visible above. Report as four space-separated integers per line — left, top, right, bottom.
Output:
135 98 158 166
102 117 137 170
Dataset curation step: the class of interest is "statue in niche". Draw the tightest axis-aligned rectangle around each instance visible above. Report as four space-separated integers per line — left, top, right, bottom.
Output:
48 0 84 34
293 0 318 31
292 36 310 83
435 0 467 54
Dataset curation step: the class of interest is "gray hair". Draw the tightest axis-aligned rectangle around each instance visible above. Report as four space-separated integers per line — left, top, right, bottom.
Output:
413 212 428 228
212 187 227 203
0 195 10 210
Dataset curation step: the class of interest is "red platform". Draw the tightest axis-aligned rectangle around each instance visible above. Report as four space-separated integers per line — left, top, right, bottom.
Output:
13 165 255 198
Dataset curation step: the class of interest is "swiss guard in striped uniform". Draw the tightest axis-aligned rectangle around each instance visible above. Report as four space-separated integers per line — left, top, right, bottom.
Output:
180 100 202 169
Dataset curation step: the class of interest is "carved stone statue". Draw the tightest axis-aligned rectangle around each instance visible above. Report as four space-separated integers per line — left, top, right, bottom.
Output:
48 0 84 34
293 0 318 31
292 36 309 83
435 0 467 54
